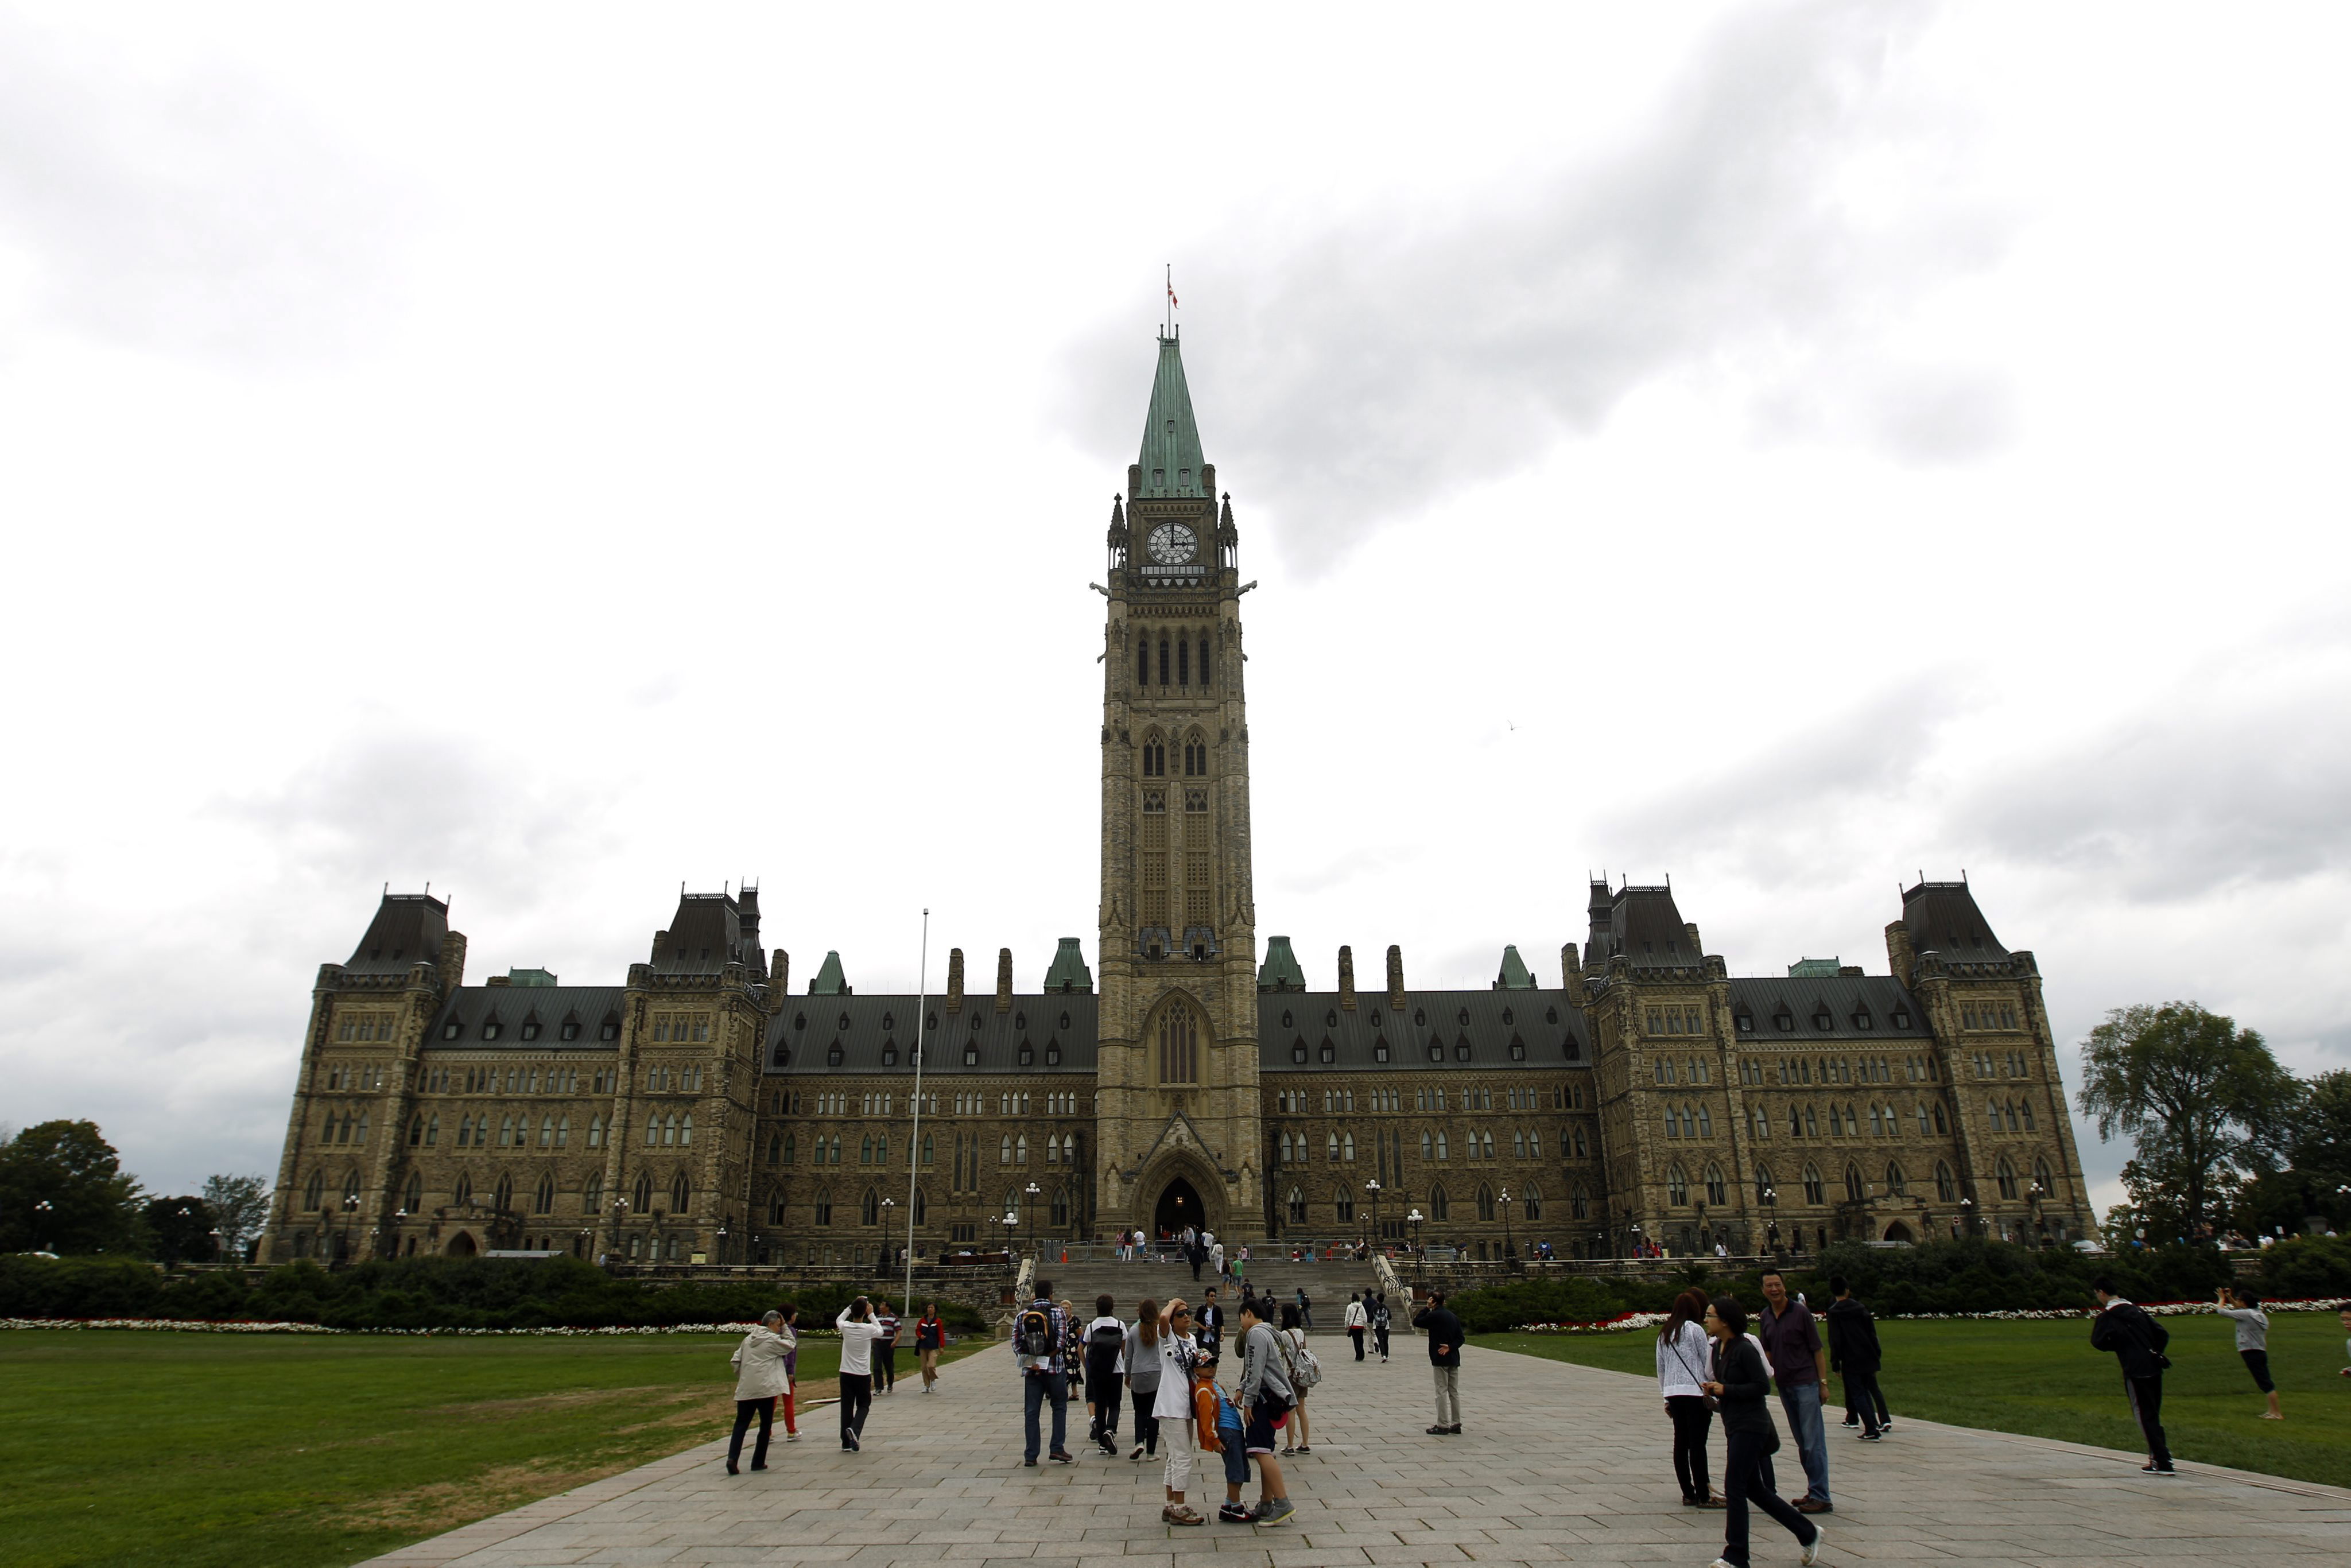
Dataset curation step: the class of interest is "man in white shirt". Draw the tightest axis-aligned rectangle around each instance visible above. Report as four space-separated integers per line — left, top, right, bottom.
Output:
835 1298 887 1452
1344 1293 1370 1361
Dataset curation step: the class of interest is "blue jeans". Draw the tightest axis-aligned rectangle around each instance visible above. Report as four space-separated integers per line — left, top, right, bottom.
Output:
1022 1371 1068 1461
1776 1380 1830 1504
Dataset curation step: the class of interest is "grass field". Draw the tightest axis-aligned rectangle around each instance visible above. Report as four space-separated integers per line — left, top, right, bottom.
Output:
0 1330 987 1568
1485 1312 2351 1490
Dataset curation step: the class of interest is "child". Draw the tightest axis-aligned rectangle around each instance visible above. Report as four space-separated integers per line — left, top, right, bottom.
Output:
1191 1351 1254 1523
2215 1285 2282 1419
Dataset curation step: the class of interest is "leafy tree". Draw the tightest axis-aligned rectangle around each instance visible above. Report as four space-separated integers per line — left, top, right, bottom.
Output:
0 1121 146 1255
2076 1002 2299 1243
142 1196 219 1263
201 1173 272 1262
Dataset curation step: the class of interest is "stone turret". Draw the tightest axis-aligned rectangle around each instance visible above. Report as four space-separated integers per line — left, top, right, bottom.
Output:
1386 945 1406 1010
1338 945 1356 1010
946 948 965 1012
995 948 1014 1012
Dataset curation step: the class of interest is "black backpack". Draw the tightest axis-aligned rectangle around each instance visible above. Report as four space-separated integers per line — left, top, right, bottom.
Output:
1089 1321 1125 1353
1017 1306 1053 1359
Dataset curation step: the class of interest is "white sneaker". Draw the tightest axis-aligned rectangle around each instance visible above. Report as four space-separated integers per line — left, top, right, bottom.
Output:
1707 1558 1736 1568
1801 1521 1826 1565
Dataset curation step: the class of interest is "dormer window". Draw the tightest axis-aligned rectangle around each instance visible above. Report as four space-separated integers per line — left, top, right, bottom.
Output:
1325 1009 1338 1027
839 1013 851 1031
827 1041 844 1067
1374 1037 1390 1063
1813 1010 1834 1031
1852 1010 1872 1030
1458 1008 1471 1026
1018 1042 1034 1066
1774 1011 1795 1032
963 1044 979 1066
519 1017 541 1041
1509 1035 1526 1061
1736 1011 1755 1034
883 1012 896 1031
1319 1040 1336 1064
1427 1041 1444 1063
1892 1008 1912 1029
1281 1011 1294 1030
560 1016 581 1042
599 1015 620 1041
1501 1007 1514 1026
1060 1012 1071 1030
881 1043 898 1066
1014 1011 1026 1030
481 1019 503 1041
1045 1042 1061 1065
1414 1008 1427 1027
443 1020 462 1040
1153 468 1165 486
1291 1041 1308 1064
1178 468 1190 486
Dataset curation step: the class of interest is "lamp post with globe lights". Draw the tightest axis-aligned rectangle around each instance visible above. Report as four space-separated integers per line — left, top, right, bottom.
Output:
878 1198 895 1276
1024 1182 1042 1259
1407 1208 1425 1279
1364 1178 1382 1250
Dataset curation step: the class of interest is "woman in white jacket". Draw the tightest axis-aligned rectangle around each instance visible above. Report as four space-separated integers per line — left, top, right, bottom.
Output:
727 1310 794 1474
1654 1288 1720 1507
1151 1298 1205 1526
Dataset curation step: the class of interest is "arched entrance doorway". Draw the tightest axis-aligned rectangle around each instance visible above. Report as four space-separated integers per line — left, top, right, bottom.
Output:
444 1232 478 1257
1154 1177 1204 1239
1883 1221 1914 1244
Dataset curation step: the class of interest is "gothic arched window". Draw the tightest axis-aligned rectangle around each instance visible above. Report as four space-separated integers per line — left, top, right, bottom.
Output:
1996 1158 2019 1200
1802 1164 1824 1205
404 1170 423 1213
1886 1162 1908 1197
1178 639 1189 685
1429 1183 1450 1221
1844 1163 1865 1202
1197 636 1211 687
1158 1002 1199 1084
1666 1165 1689 1205
1286 1185 1307 1222
1476 1185 1496 1221
1704 1163 1726 1205
1138 638 1150 688
534 1173 554 1214
633 1172 653 1213
1158 635 1170 685
672 1173 692 1213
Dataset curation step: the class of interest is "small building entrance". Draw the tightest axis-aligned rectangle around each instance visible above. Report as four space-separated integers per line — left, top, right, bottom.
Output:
1154 1177 1204 1239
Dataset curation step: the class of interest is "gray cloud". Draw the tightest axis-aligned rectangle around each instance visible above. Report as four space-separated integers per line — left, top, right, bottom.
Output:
1054 0 2009 575
0 12 407 363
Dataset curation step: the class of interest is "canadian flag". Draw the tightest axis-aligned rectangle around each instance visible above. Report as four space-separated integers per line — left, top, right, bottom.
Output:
1167 282 1179 310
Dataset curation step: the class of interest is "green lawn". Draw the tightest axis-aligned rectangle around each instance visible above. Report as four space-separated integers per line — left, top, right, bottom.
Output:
0 1330 987 1568
1484 1313 2351 1490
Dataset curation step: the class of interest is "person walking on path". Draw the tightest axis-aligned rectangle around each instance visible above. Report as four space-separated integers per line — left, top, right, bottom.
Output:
835 1297 886 1452
1211 1236 1227 1283
1295 1286 1312 1329
1084 1293 1128 1455
1345 1292 1369 1360
1701 1293 1825 1568
1016 1279 1075 1466
1185 1226 1204 1282
1655 1288 1720 1507
778 1303 804 1440
1124 1297 1165 1461
1197 1287 1225 1360
2216 1286 2283 1419
914 1301 947 1394
873 1298 902 1394
1414 1287 1467 1434
1372 1293 1392 1362
2090 1277 2175 1474
1756 1270 1832 1513
725 1310 793 1474
1277 1303 1317 1455
1825 1276 1889 1439
1153 1298 1205 1523
1236 1297 1297 1525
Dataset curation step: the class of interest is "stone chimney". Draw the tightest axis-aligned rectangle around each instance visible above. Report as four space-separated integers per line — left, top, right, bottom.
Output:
1338 945 1356 1010
1884 921 1916 989
769 949 790 993
995 948 1014 1012
437 930 467 992
1685 923 1703 957
1561 942 1586 1008
946 948 965 1012
1386 944 1406 1010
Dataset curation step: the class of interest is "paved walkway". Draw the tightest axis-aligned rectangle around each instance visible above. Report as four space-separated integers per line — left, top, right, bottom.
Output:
367 1341 2351 1568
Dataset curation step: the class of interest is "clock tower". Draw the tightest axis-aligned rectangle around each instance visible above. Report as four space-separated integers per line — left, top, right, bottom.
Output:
1095 329 1262 1237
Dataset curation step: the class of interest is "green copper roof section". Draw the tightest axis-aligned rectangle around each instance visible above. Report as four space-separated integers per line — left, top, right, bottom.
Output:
1787 957 1841 978
1136 331 1207 499
1258 935 1306 992
1493 945 1536 990
808 950 849 995
506 967 560 987
1042 937 1094 994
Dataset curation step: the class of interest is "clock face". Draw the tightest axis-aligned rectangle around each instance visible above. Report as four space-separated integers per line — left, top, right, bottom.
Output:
1147 522 1198 565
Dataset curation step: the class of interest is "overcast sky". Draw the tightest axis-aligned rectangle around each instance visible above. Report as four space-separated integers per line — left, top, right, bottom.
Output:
3 2 2346 1224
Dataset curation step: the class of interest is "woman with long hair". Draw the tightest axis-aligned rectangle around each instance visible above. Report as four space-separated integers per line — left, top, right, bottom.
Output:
914 1301 947 1393
1701 1294 1822 1568
1656 1287 1719 1507
1278 1302 1313 1456
1125 1297 1162 1460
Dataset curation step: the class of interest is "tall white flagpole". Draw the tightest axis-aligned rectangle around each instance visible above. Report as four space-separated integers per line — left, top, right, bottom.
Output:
902 908 929 1316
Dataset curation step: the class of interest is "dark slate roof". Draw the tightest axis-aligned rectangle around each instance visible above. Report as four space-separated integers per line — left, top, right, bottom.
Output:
343 892 449 975
424 986 629 1050
1902 880 2008 961
653 891 764 976
1258 990 1592 1072
766 995 1100 1075
1586 883 1698 970
1724 976 1931 1044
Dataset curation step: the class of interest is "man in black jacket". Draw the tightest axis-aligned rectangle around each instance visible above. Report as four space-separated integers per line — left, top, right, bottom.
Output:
1413 1289 1467 1435
2090 1278 2174 1475
1824 1276 1889 1438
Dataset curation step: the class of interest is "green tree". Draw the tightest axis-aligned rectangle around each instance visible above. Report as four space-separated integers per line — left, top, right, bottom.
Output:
142 1196 219 1263
201 1173 272 1262
2075 1002 2300 1243
0 1121 146 1255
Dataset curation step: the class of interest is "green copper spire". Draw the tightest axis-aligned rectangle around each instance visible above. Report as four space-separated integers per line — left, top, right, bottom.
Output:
1137 331 1207 499
1042 937 1094 994
1258 935 1306 992
1494 945 1537 990
808 950 849 995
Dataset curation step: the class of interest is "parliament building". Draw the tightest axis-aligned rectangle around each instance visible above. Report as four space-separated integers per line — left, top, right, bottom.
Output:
263 333 2099 1267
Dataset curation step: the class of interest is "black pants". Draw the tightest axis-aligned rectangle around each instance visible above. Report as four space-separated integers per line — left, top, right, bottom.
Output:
1190 1255 1203 1280
1349 1327 1366 1360
2125 1373 2171 1467
728 1396 774 1470
1721 1428 1815 1568
1130 1385 1161 1454
1666 1394 1713 1501
876 1345 895 1391
1843 1367 1887 1433
2241 1348 2275 1393
1375 1325 1390 1359
839 1372 873 1446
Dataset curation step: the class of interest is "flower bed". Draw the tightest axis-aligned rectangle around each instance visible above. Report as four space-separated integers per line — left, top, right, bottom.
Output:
1512 1297 2351 1333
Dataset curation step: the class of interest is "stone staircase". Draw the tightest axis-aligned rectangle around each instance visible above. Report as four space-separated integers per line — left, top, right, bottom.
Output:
1018 1252 1396 1335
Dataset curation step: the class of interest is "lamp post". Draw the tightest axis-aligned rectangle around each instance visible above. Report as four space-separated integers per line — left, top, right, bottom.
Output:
1002 1212 1019 1274
33 1199 53 1253
576 1228 591 1261
208 1228 224 1264
1500 1187 1514 1262
1364 1178 1382 1249
338 1193 359 1266
879 1198 897 1276
608 1196 630 1266
716 1224 729 1267
1407 1208 1425 1279
2026 1181 2049 1246
1960 1197 1977 1239
1025 1181 1042 1260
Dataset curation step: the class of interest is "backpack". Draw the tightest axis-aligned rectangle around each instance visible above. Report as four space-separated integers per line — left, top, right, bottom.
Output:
1017 1306 1053 1360
1283 1331 1322 1390
1089 1320 1126 1354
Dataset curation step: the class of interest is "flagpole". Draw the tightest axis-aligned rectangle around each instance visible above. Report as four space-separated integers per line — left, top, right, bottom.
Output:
902 908 928 1318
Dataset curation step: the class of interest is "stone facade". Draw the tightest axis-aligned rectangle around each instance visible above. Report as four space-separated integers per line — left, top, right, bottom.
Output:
262 332 2098 1268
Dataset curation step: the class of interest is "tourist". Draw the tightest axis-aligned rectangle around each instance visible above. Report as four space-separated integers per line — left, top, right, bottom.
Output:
1277 1302 1316 1455
1211 1235 1227 1282
1194 1346 1253 1522
1372 1293 1392 1361
1015 1280 1074 1465
777 1303 803 1440
1153 1298 1204 1523
725 1309 793 1474
2215 1286 2283 1420
1185 1226 1204 1282
1235 1243 1250 1288
1825 1276 1890 1438
1085 1293 1128 1454
1414 1287 1466 1435
1295 1286 1312 1329
2089 1276 2174 1475
1655 1288 1719 1507
1124 1297 1164 1461
1197 1286 1225 1360
1235 1297 1297 1525
874 1298 901 1395
914 1301 947 1394
1756 1271 1832 1513
1701 1294 1825 1568
835 1297 886 1453
1345 1291 1369 1361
